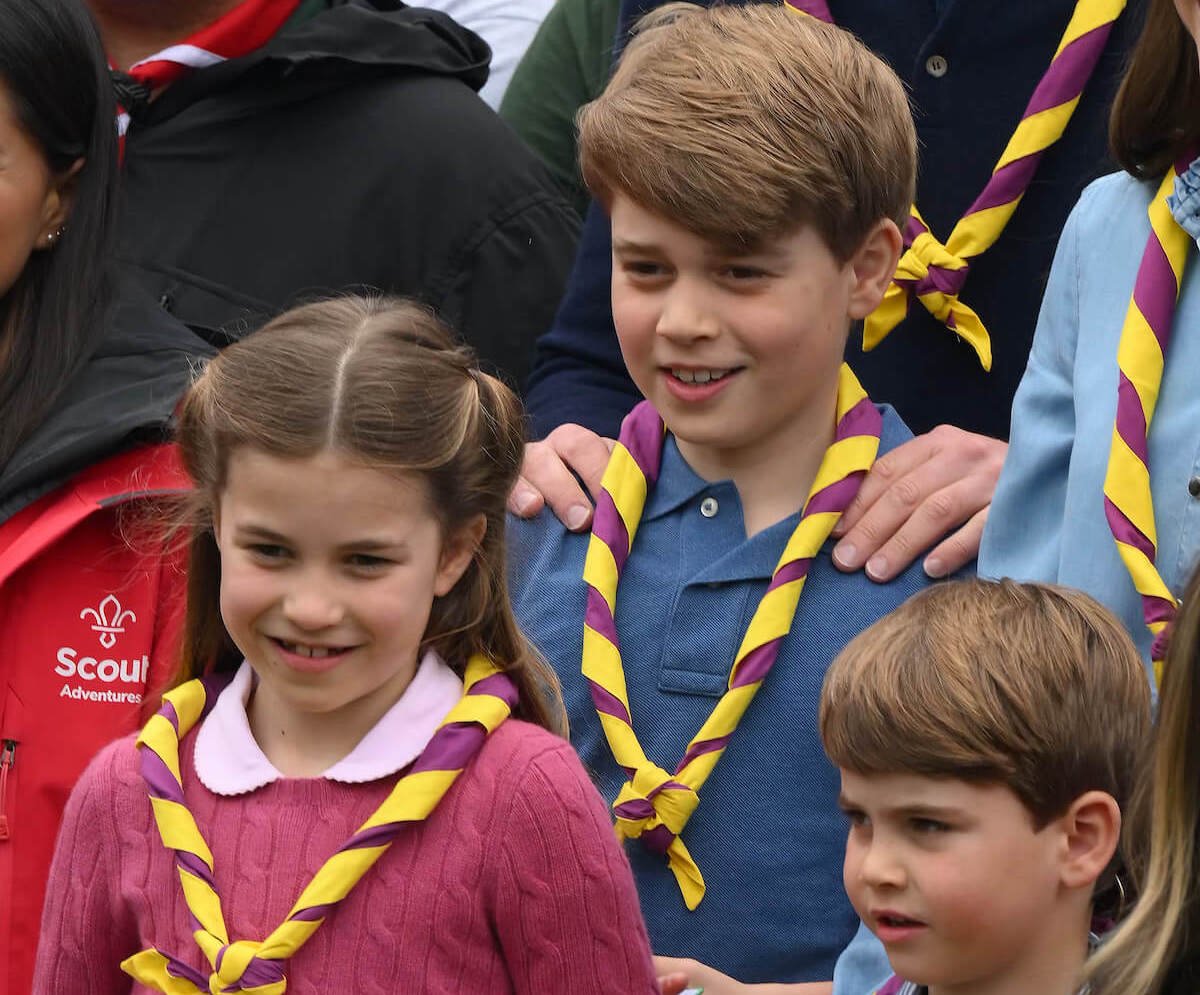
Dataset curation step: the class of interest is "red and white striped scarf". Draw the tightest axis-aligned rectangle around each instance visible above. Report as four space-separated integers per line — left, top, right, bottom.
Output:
113 0 302 141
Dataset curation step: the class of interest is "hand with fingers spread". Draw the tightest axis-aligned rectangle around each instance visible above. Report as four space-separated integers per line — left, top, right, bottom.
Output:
831 425 1007 582
507 423 614 530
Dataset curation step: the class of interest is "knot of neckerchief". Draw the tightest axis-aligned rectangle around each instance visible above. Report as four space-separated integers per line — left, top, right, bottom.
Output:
787 0 1127 370
120 655 517 993
582 363 882 909
1102 155 1196 681
110 70 153 121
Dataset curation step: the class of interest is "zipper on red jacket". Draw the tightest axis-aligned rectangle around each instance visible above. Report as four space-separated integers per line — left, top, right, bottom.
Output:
0 740 14 840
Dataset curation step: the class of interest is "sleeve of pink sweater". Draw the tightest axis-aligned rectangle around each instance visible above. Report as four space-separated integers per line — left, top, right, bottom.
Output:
32 737 142 995
489 733 659 994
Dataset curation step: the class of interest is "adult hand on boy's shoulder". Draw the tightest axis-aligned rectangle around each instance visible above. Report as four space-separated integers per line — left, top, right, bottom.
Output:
655 956 833 995
508 424 614 530
832 425 1007 582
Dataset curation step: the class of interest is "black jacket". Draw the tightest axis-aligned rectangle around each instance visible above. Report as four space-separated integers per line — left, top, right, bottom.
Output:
115 0 579 387
0 283 213 521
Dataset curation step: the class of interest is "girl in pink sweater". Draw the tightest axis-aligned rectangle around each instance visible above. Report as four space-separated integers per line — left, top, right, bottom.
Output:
33 297 658 995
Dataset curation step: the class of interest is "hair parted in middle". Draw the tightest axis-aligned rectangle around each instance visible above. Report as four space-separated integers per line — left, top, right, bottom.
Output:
820 578 1151 829
577 2 917 259
172 295 564 734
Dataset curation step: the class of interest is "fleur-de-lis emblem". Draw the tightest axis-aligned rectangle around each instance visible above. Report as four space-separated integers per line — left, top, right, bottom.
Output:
80 594 137 649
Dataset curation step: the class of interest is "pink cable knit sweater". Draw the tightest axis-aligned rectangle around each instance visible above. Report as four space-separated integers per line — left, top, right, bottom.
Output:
33 721 658 994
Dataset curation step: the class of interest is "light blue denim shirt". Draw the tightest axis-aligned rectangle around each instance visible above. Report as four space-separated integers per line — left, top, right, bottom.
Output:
508 406 939 984
979 164 1200 669
833 164 1200 995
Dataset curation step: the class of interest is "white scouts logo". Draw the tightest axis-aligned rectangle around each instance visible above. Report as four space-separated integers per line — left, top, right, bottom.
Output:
80 594 137 649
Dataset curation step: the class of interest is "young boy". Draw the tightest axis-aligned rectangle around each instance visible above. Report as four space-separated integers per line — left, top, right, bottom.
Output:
508 3 929 985
820 579 1151 995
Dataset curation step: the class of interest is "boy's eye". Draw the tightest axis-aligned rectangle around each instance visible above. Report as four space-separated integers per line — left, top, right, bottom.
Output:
841 808 869 828
622 260 668 278
910 817 951 834
721 265 769 281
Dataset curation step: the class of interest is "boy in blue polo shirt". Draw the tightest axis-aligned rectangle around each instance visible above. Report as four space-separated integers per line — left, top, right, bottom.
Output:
508 3 931 986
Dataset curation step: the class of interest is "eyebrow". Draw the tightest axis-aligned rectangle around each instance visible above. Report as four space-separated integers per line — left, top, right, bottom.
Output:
837 794 963 820
233 523 406 553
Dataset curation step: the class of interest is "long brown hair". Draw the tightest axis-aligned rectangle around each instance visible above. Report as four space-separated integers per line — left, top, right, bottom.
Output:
1110 0 1200 178
1085 563 1200 995
173 296 564 734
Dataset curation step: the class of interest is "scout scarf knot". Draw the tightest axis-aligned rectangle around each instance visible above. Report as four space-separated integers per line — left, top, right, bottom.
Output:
583 364 882 909
1103 156 1196 679
788 0 1127 369
121 655 517 993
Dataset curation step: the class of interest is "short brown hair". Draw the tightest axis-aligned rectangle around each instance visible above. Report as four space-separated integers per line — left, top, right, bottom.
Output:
577 2 916 259
820 579 1151 827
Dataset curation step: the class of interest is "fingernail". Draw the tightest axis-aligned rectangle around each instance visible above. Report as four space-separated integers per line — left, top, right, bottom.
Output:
924 556 946 579
832 543 859 569
865 554 889 581
566 505 591 531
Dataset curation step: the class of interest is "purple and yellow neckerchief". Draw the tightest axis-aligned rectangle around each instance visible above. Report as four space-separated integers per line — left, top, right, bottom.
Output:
788 0 1127 369
581 364 881 909
1103 158 1194 681
121 655 516 994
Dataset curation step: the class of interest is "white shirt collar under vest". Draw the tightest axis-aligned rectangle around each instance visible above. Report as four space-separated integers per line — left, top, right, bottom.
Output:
194 650 465 795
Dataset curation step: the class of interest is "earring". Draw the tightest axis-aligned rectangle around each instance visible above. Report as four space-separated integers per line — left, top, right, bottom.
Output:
45 225 66 247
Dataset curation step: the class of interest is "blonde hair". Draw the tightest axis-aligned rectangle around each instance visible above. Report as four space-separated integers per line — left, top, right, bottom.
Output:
173 296 564 733
820 579 1151 835
577 2 916 258
1086 564 1200 995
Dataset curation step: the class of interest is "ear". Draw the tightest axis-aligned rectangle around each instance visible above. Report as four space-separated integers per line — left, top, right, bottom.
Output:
1055 790 1122 892
434 514 487 597
846 218 903 320
36 157 84 245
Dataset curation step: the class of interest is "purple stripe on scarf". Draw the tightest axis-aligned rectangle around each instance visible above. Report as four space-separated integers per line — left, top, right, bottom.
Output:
622 402 666 484
410 722 486 774
640 824 677 855
730 639 781 690
1143 592 1178 626
678 733 733 771
903 214 928 245
588 679 633 726
164 954 209 988
160 698 181 735
837 396 882 439
591 491 632 572
229 957 286 988
913 262 970 297
782 0 833 20
290 902 334 923
1115 373 1150 463
199 673 234 722
343 821 404 852
805 472 865 519
965 152 1040 218
1023 23 1112 118
467 672 519 709
1103 496 1155 562
141 749 186 805
1152 628 1173 662
875 977 907 995
176 849 216 888
1133 235 1180 354
614 797 656 821
765 557 811 593
585 587 622 648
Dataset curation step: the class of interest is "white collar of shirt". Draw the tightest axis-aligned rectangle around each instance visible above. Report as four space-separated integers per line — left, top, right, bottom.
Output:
194 650 464 796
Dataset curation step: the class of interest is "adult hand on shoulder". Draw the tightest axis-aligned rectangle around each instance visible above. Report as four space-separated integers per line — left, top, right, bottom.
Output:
831 425 1008 582
507 424 614 531
655 956 833 995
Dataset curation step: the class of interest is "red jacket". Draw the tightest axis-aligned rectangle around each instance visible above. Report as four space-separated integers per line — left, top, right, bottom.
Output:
0 445 190 995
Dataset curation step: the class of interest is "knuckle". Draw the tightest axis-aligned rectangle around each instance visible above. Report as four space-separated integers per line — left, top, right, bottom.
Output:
885 475 924 511
920 489 959 525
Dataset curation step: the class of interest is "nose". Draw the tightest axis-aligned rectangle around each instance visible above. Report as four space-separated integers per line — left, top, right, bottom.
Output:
281 572 345 631
655 277 720 343
854 835 907 892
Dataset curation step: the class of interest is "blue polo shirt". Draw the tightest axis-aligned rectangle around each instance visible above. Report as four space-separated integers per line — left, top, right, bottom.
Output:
508 404 937 983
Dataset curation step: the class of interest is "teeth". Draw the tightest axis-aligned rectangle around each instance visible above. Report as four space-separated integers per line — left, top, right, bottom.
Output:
280 641 338 658
670 368 731 384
